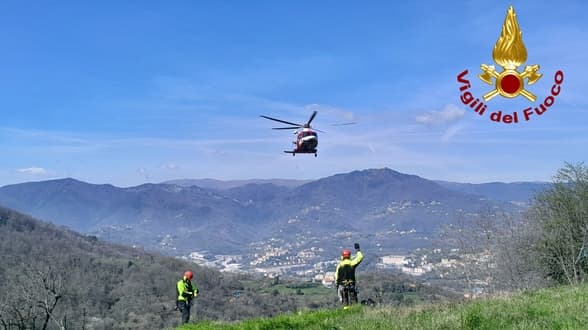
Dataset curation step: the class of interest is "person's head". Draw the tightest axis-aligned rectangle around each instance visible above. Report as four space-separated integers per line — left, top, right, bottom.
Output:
183 271 193 281
341 249 351 260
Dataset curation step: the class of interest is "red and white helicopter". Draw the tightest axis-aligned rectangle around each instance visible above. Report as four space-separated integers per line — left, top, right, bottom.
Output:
260 111 321 157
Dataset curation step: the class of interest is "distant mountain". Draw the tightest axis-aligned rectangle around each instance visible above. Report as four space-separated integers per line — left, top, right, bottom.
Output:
163 178 311 190
224 183 292 205
0 178 126 231
0 169 532 257
265 169 497 241
436 181 550 202
290 169 466 208
0 178 261 253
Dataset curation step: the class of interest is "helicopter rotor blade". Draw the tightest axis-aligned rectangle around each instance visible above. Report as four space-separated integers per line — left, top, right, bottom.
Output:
330 122 357 126
260 115 302 127
306 111 318 126
272 127 301 130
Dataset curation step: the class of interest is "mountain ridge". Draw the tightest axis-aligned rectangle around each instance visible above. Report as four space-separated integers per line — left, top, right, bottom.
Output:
435 180 550 202
0 168 544 257
163 178 312 190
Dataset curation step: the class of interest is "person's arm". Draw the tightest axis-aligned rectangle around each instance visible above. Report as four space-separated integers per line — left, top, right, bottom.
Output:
185 283 194 296
350 250 364 267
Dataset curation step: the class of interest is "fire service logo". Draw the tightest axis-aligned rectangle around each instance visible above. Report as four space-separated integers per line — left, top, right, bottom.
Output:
457 6 564 124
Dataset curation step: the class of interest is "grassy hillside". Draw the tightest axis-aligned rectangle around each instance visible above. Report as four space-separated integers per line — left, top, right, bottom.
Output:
179 284 588 329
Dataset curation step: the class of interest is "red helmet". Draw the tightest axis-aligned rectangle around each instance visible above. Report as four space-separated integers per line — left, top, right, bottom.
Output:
184 271 193 280
342 249 351 259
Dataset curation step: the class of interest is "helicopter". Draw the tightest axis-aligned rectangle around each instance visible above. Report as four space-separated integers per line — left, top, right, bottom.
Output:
260 111 321 157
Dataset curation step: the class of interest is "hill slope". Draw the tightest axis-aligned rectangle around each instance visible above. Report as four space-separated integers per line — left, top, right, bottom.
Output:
180 284 588 329
0 206 339 329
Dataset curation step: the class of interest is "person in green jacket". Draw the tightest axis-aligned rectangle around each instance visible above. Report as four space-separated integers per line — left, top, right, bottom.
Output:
177 270 199 324
335 243 363 308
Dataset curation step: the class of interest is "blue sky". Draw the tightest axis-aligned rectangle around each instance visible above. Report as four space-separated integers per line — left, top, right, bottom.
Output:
1 1 586 186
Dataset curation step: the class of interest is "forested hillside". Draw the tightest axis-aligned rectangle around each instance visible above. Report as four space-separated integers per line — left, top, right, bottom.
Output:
0 206 315 329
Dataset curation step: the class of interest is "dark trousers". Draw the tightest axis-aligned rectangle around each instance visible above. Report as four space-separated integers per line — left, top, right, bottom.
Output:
177 300 191 323
338 284 358 306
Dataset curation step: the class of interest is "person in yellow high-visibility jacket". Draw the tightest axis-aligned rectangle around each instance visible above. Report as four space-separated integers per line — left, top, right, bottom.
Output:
176 270 199 324
335 243 363 308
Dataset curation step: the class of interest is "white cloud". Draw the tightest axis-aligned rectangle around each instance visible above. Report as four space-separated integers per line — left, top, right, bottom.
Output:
17 167 49 175
416 104 466 126
161 163 180 170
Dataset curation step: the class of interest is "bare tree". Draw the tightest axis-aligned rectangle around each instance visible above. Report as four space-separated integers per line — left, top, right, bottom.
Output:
1 261 67 330
493 163 588 288
489 211 547 291
439 210 496 296
34 265 66 330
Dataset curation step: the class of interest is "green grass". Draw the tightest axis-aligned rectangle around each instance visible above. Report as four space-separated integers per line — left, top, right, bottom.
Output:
238 279 333 305
179 284 588 330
